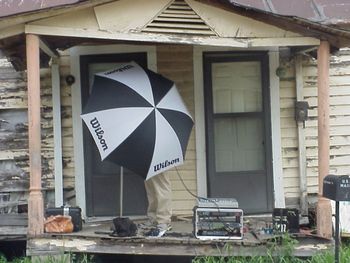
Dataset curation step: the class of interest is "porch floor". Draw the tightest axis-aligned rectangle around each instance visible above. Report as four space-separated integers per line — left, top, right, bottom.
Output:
26 216 333 258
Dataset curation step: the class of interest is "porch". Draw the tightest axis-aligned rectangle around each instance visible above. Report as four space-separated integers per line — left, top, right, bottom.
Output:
26 216 332 258
2 0 350 251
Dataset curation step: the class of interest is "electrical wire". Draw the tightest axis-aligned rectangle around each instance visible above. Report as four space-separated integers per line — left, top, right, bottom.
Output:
174 167 242 237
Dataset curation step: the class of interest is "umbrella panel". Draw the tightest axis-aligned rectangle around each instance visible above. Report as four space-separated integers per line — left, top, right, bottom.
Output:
96 62 155 106
158 108 193 156
106 111 156 179
147 109 185 179
82 75 152 114
144 69 173 105
81 107 153 160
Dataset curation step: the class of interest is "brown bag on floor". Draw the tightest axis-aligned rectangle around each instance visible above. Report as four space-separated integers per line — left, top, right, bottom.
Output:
44 215 74 233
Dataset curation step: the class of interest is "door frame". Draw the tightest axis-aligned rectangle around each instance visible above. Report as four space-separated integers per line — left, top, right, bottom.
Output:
70 44 157 218
193 46 285 209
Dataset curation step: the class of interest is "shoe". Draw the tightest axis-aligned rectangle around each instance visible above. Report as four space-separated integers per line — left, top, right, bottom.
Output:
145 223 172 237
138 220 157 230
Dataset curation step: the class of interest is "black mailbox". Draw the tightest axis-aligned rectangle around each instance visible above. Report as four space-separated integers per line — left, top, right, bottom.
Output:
323 174 350 201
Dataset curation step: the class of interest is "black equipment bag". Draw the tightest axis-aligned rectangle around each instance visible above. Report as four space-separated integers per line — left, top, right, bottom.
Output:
111 217 137 237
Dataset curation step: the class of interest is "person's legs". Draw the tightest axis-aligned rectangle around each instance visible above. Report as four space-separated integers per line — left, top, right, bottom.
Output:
151 173 172 226
144 179 157 225
143 174 172 237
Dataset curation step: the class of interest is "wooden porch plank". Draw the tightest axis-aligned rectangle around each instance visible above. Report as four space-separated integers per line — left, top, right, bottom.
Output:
0 214 28 226
27 235 332 257
0 214 27 240
24 219 333 257
26 238 261 257
0 226 27 236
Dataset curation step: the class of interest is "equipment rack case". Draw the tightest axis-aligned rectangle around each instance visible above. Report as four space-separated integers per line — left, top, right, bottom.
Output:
193 207 243 240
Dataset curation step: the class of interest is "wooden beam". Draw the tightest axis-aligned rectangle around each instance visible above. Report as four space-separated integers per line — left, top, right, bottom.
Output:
249 37 319 47
39 37 59 58
0 24 24 39
26 34 44 236
25 24 321 48
25 24 248 47
295 54 308 215
316 40 332 239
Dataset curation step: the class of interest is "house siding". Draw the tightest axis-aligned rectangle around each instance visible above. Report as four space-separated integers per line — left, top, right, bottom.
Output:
2 46 350 215
0 57 56 211
280 49 350 207
279 55 300 206
304 49 350 190
156 45 197 215
59 44 197 216
0 45 197 215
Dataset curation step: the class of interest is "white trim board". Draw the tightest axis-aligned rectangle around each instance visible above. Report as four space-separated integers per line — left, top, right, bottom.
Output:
69 44 157 218
269 48 285 208
193 46 285 208
25 25 320 48
52 60 64 207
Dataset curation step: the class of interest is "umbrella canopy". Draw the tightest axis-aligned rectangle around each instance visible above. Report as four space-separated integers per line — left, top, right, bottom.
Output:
81 61 193 180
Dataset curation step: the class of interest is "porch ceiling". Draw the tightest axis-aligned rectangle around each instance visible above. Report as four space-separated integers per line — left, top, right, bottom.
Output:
0 34 137 71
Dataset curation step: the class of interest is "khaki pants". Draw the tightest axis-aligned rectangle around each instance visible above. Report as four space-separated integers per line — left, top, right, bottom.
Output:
144 173 172 225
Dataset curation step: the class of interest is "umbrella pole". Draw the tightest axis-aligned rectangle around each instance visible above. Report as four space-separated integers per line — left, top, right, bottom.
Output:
120 166 123 217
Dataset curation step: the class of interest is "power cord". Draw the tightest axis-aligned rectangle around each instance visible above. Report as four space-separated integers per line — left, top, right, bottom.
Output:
174 167 242 236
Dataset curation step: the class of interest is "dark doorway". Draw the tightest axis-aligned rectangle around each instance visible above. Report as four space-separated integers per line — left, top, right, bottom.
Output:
203 52 273 213
80 52 148 217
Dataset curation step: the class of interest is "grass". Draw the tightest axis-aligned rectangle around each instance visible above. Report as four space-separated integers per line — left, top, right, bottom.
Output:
1 237 350 262
0 253 94 263
192 246 350 263
192 235 350 263
1 248 350 263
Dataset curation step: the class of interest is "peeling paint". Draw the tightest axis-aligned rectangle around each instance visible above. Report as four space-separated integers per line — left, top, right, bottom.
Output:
34 238 96 251
295 244 330 251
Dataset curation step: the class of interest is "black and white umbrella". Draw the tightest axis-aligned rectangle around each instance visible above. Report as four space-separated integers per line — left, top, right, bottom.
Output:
81 61 193 180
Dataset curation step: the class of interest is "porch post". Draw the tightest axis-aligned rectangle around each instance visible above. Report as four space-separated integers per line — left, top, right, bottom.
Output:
316 40 332 239
26 34 44 236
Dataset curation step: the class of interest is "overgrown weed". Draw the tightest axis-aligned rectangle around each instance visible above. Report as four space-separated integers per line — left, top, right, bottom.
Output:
0 253 94 263
192 234 350 263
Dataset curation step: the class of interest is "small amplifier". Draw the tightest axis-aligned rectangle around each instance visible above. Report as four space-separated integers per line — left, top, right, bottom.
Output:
196 197 239 208
193 207 243 240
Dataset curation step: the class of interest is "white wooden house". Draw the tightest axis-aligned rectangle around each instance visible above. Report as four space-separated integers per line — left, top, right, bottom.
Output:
0 0 350 256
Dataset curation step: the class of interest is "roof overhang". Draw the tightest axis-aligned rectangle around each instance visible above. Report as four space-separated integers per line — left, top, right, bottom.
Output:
216 0 350 48
0 0 348 70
